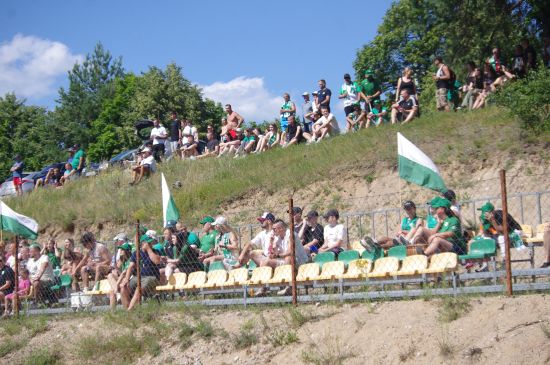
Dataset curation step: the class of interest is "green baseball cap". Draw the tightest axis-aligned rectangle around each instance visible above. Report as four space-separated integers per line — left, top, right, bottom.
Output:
140 234 154 243
117 242 132 251
428 196 451 209
199 216 215 224
477 202 495 213
365 69 374 75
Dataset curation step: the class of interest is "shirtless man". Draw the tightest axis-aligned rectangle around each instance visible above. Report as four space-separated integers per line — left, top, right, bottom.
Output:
225 104 244 130
74 232 112 291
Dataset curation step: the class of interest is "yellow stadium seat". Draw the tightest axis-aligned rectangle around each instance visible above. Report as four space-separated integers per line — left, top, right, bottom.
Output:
267 265 293 285
318 261 345 281
246 267 273 286
222 268 249 287
526 223 548 244
340 259 371 279
520 224 533 238
392 255 428 276
87 279 111 295
421 253 458 274
156 274 177 291
350 241 366 255
172 273 188 290
296 263 320 282
182 271 207 289
201 269 229 289
367 257 399 278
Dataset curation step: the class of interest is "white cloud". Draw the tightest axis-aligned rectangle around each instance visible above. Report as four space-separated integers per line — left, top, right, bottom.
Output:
199 76 283 122
0 34 83 98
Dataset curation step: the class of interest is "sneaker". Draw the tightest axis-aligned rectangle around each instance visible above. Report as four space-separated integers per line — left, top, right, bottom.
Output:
254 287 267 297
277 286 292 296
363 236 378 250
399 236 410 245
359 239 373 252
475 262 488 272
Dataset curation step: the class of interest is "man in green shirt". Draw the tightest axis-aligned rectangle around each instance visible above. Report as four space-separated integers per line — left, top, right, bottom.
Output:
69 144 86 177
359 69 382 113
198 216 219 257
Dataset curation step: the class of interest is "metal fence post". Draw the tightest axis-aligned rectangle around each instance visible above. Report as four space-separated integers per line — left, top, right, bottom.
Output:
288 198 297 306
371 213 375 238
500 170 513 296
13 235 20 317
536 192 542 224
135 220 142 306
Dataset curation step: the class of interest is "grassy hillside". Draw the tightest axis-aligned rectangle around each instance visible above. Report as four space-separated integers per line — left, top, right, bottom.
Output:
6 107 549 231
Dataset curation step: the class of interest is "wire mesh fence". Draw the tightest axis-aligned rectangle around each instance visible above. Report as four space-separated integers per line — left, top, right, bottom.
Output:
2 171 549 316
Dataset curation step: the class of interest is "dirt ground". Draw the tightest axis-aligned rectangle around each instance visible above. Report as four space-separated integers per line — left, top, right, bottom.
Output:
2 294 549 365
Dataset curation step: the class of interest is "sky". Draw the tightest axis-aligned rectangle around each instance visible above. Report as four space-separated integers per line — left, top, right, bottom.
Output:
1 0 393 126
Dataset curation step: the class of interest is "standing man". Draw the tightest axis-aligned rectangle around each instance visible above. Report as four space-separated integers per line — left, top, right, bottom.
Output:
168 111 181 159
433 57 451 112
70 144 86 177
279 93 296 133
225 104 244 130
339 73 359 116
359 69 382 113
10 155 24 196
316 80 332 111
301 92 313 133
150 118 168 163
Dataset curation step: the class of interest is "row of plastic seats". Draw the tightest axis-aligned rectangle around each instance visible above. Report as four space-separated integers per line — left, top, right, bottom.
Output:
520 223 548 244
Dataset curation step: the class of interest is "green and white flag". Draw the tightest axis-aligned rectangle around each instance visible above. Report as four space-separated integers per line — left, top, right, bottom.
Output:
161 173 180 227
397 132 447 192
0 201 39 239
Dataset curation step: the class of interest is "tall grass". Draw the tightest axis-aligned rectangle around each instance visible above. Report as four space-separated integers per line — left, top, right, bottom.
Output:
6 107 546 230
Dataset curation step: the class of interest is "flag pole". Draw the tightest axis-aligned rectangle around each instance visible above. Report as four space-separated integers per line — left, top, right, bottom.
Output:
13 235 19 317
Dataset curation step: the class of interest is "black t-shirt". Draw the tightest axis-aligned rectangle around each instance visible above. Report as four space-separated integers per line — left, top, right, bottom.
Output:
317 88 332 107
130 249 162 279
398 97 417 111
493 210 522 233
286 123 302 142
206 139 219 152
169 119 180 142
302 223 324 249
0 265 15 295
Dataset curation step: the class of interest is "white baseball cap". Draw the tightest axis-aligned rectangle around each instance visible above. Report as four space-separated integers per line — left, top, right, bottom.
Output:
302 92 309 96
213 216 227 226
142 147 151 153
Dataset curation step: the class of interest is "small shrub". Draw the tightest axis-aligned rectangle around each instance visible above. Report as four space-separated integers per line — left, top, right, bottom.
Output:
78 332 159 363
267 329 299 347
0 338 25 357
22 348 61 365
195 319 215 340
287 307 311 328
233 320 258 349
301 336 354 365
438 337 454 358
438 296 471 322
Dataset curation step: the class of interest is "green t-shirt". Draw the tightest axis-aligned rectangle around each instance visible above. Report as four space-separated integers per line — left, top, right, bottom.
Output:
72 149 85 170
46 252 61 269
243 136 255 144
438 216 465 251
187 232 200 247
401 216 418 232
427 215 438 229
359 79 381 99
200 230 219 253
152 242 167 256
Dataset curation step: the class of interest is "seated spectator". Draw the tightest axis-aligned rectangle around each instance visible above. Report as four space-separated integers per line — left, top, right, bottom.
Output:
238 212 276 266
61 238 83 290
363 201 423 249
367 99 389 127
318 209 348 256
26 243 55 302
410 197 466 256
311 106 340 143
107 238 132 309
181 119 199 145
292 207 304 234
255 124 281 152
41 239 61 269
180 134 199 160
0 254 15 306
488 48 516 89
472 62 497 109
203 216 240 269
281 116 303 148
198 216 219 259
395 67 417 102
442 189 462 223
8 245 29 270
35 167 63 189
120 233 162 310
391 89 418 124
477 202 524 263
197 132 220 159
74 232 112 291
163 226 204 279
460 62 483 110
345 104 367 132
218 129 242 157
511 45 527 78
3 267 31 317
235 128 257 157
540 223 550 268
60 163 73 185
129 148 156 185
298 210 324 254
5 243 16 269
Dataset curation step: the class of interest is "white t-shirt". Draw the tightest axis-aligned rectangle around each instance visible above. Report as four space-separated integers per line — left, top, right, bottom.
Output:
324 224 347 249
318 113 340 134
277 229 308 265
27 255 54 282
140 155 157 172
182 125 198 144
150 126 167 145
251 229 274 256
340 82 359 107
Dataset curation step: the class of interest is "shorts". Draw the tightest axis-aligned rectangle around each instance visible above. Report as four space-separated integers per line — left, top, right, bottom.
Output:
129 276 159 294
344 105 355 116
280 119 288 132
13 177 22 187
228 129 237 140
436 88 448 109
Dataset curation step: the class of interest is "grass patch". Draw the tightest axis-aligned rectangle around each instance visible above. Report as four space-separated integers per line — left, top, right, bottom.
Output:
0 338 26 357
301 336 355 365
233 320 258 349
1 316 49 337
7 107 546 230
437 296 471 323
267 328 299 347
21 348 61 365
77 332 160 364
194 319 215 339
437 336 454 358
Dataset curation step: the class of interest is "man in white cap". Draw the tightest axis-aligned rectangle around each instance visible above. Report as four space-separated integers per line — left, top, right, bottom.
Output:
130 147 156 185
301 92 313 133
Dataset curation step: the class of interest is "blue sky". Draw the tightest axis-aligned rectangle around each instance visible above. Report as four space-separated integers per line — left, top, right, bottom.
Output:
1 0 392 124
